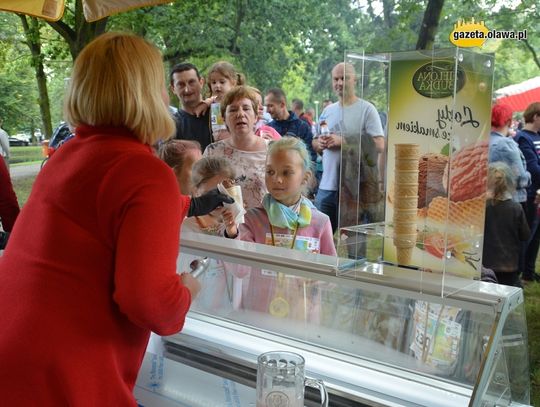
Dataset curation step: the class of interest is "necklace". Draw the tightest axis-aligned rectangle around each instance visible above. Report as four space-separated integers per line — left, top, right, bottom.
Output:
268 222 299 318
269 222 299 249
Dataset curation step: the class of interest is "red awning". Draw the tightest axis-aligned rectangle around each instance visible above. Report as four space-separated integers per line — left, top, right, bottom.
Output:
495 76 540 112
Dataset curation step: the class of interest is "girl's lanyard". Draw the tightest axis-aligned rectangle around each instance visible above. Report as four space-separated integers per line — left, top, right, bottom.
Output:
269 222 299 249
268 222 299 318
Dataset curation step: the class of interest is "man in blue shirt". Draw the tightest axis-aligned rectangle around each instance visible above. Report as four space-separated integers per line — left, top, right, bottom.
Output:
265 88 316 163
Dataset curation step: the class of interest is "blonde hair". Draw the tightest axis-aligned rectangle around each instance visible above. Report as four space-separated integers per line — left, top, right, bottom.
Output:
64 32 175 145
488 162 515 201
191 157 236 189
267 136 313 194
158 139 201 173
220 85 259 118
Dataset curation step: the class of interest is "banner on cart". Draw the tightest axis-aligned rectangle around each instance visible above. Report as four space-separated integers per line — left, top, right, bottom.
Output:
384 50 493 278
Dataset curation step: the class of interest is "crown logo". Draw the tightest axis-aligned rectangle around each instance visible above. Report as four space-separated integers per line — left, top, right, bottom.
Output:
449 18 490 48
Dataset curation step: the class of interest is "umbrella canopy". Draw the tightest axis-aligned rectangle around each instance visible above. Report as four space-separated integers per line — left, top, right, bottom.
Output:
495 76 540 112
0 0 170 22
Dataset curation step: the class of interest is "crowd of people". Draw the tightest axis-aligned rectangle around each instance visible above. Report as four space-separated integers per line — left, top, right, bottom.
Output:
485 102 540 287
0 30 538 404
168 59 386 234
163 54 540 296
0 32 382 405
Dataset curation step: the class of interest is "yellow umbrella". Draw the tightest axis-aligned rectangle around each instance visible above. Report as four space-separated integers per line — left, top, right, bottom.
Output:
0 0 170 22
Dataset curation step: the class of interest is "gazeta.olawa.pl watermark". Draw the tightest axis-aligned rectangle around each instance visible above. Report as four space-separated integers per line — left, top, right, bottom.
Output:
449 18 527 47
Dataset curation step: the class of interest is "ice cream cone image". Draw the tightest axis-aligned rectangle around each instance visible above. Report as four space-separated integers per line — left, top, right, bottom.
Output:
395 143 420 159
393 143 420 266
393 209 418 222
395 183 420 197
396 247 414 265
395 170 419 184
393 222 417 235
394 197 418 209
395 158 419 171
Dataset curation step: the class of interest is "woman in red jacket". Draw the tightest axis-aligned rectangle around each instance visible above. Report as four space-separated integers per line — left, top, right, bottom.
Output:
0 33 230 406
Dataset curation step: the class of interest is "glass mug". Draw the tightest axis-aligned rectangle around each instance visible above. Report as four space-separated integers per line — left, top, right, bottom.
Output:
256 351 328 407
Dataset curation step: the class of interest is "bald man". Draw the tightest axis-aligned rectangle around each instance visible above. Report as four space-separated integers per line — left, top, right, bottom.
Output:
313 62 385 232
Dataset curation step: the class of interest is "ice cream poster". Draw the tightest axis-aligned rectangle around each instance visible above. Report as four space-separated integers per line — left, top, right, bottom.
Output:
384 50 493 278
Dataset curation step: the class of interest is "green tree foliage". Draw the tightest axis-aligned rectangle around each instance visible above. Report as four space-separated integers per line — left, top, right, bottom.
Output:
0 0 537 135
109 0 363 104
437 0 539 89
47 0 108 60
0 14 40 135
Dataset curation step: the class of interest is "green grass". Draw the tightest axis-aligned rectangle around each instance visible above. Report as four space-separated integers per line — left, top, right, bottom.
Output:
12 175 36 207
525 281 540 406
9 146 44 165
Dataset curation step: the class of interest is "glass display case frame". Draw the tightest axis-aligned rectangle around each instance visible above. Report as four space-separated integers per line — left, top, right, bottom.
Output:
336 48 495 300
141 49 526 407
156 233 530 407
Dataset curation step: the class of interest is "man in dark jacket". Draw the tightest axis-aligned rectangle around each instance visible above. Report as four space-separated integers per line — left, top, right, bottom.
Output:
514 102 540 281
169 63 213 151
265 88 316 162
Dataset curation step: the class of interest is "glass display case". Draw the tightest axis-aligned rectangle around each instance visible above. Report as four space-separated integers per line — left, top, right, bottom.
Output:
135 49 529 407
337 48 495 298
141 233 530 407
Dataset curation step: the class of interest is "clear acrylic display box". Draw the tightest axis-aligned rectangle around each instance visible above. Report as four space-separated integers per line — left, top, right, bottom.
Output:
336 48 494 298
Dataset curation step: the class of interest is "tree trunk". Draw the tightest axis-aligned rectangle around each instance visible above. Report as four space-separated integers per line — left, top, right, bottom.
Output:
416 0 445 50
230 0 246 55
523 39 540 70
381 0 395 29
19 15 53 139
47 0 108 61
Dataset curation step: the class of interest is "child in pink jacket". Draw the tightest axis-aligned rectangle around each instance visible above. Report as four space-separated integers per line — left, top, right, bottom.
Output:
225 137 336 321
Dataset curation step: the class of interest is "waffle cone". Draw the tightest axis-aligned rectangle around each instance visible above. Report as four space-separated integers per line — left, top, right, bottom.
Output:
397 247 414 265
395 171 419 184
394 222 417 235
426 196 485 231
393 209 418 223
394 183 419 197
394 197 418 209
395 144 420 159
395 159 419 171
226 185 243 204
394 233 417 248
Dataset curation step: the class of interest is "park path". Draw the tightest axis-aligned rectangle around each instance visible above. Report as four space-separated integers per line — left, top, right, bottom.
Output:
10 163 41 179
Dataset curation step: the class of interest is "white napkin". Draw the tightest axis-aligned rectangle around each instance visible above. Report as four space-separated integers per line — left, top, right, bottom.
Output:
217 183 246 224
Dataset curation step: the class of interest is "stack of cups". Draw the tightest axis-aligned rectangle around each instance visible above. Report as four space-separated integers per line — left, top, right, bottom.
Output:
393 144 420 265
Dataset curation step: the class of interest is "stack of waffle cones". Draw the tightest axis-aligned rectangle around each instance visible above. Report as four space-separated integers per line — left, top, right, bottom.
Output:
393 144 420 265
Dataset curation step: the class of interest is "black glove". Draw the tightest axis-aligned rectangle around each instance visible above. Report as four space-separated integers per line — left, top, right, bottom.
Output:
0 231 10 250
188 188 234 217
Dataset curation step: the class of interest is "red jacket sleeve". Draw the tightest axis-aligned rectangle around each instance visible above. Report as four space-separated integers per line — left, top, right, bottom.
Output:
0 159 19 232
97 153 191 335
